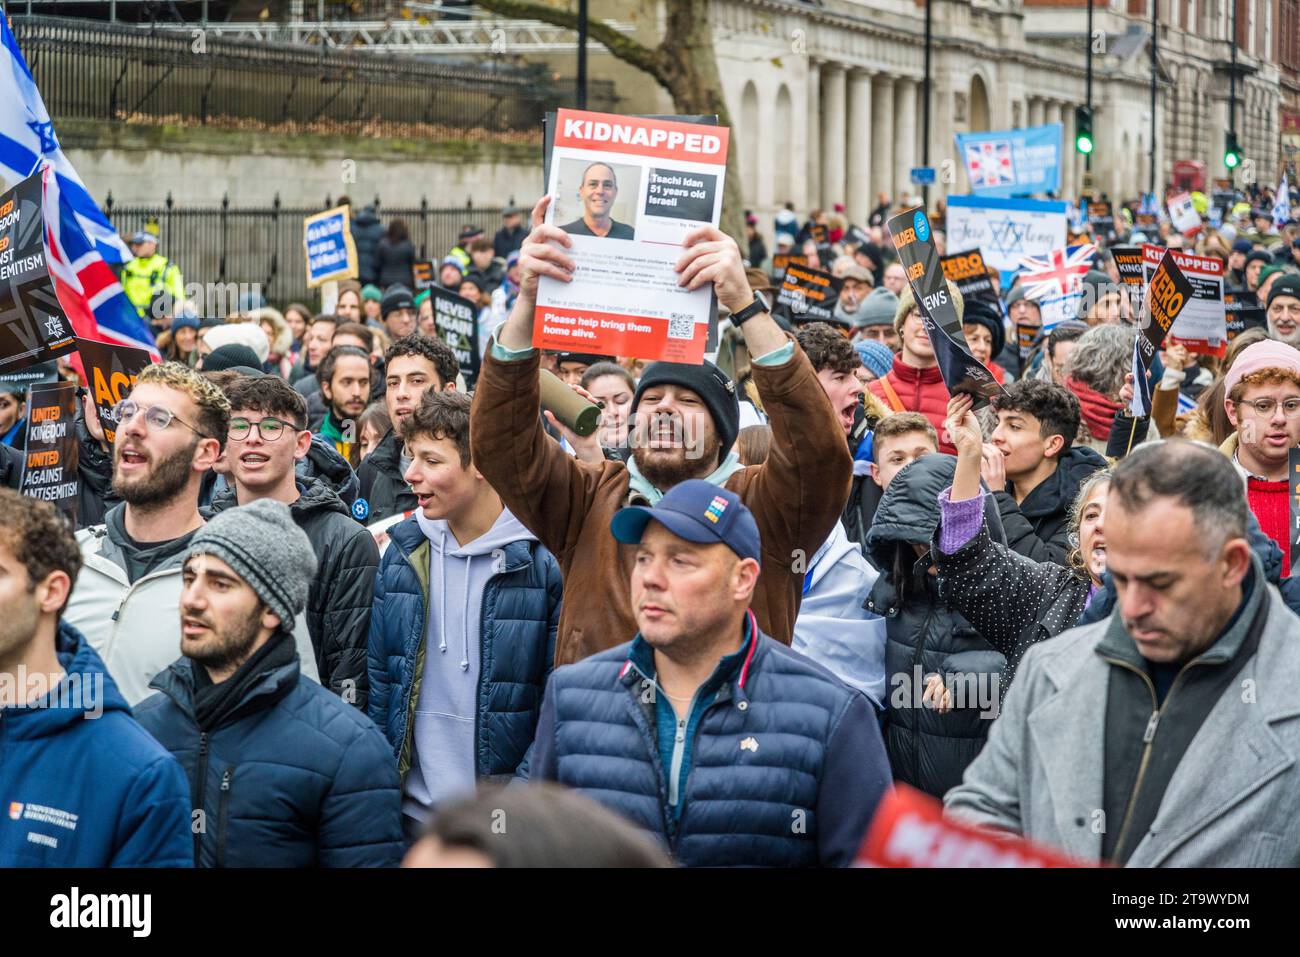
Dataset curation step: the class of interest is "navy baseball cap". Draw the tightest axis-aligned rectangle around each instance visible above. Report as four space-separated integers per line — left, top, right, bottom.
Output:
610 480 761 563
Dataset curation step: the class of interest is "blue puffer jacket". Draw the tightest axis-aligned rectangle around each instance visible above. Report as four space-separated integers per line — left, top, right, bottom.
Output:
135 644 403 867
0 622 192 867
529 628 891 867
367 514 563 782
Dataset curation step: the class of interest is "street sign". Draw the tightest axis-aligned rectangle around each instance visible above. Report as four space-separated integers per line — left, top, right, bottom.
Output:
910 167 936 186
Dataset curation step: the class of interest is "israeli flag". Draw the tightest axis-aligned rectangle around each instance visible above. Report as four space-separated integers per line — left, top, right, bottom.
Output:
0 18 130 263
1274 173 1291 228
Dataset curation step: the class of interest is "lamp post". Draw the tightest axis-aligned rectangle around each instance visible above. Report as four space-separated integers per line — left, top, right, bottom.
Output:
1229 0 1238 178
922 0 932 210
1085 0 1093 174
1148 0 1158 197
577 0 589 110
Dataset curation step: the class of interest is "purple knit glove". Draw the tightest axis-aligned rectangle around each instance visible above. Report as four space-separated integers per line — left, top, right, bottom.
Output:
936 486 987 555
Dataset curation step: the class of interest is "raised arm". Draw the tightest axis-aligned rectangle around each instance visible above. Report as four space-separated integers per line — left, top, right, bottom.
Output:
708 222 850 572
934 395 1088 671
469 197 621 560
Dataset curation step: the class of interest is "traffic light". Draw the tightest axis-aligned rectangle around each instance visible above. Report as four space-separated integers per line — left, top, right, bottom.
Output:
1224 131 1241 170
1074 105 1094 155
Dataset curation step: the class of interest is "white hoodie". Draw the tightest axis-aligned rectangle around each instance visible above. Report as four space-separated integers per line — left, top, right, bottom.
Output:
792 520 887 708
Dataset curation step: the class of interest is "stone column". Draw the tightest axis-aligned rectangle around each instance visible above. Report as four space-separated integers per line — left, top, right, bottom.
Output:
821 63 847 212
847 69 874 226
806 59 822 212
872 74 896 203
1060 101 1076 199
894 77 917 204
1029 98 1044 129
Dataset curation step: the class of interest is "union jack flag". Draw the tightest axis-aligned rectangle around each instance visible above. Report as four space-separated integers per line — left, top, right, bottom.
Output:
1016 244 1098 300
3 18 157 358
41 166 158 355
964 140 1015 188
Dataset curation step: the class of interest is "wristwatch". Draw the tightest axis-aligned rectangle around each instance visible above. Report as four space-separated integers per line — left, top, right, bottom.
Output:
730 291 770 327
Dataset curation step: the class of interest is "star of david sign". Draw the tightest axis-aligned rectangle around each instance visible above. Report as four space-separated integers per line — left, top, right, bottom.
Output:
44 314 64 338
986 217 1029 257
28 120 58 154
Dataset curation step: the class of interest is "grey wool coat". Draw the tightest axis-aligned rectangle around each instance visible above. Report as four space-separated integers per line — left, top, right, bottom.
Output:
945 581 1300 867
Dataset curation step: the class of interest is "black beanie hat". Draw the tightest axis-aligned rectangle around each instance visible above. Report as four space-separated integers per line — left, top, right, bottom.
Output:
1268 273 1300 308
631 360 741 460
202 343 263 372
961 298 1005 360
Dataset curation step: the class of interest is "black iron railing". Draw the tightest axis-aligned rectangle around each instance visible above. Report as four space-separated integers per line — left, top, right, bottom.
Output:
105 194 507 307
9 15 617 140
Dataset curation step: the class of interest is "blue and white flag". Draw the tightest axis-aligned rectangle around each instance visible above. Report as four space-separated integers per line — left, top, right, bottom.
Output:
1 17 130 264
2 21 155 355
954 124 1061 198
1275 173 1291 228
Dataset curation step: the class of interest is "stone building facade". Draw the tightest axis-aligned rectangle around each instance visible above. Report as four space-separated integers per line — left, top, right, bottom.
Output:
601 0 1282 222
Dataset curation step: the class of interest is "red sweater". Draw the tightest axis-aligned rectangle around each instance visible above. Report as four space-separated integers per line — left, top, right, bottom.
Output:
868 356 954 454
1247 476 1291 569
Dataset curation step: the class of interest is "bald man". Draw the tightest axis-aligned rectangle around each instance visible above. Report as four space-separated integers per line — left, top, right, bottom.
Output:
561 163 635 240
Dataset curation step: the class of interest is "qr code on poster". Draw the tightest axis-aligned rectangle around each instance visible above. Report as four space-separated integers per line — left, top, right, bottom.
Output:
668 314 695 339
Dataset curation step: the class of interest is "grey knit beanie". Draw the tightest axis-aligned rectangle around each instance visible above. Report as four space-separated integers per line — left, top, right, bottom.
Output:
185 499 317 628
854 286 899 329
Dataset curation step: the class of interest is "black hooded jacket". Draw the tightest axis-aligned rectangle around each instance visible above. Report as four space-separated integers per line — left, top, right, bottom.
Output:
207 471 377 710
351 206 384 286
355 428 415 525
991 444 1107 566
1 442 21 491
298 432 359 508
864 454 1008 799
74 412 120 529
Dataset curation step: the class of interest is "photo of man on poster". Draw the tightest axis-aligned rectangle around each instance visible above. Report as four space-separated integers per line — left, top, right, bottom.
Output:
560 161 637 240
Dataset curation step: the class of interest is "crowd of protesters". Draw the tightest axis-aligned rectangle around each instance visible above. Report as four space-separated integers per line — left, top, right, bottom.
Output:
6 174 1300 869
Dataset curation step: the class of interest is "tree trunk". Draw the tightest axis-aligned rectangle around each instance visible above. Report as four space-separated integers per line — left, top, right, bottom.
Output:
655 0 747 245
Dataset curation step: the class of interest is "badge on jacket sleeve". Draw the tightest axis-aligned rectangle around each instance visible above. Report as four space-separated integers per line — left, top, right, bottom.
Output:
352 497 370 521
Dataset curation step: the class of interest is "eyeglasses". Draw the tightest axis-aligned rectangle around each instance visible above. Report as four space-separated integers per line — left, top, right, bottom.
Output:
112 399 209 438
1238 397 1300 418
228 416 300 442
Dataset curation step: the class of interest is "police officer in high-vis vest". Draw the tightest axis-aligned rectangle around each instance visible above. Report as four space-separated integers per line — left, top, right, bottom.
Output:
122 230 185 332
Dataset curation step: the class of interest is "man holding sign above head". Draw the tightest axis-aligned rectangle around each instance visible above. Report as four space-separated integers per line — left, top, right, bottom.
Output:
471 196 851 665
561 163 636 241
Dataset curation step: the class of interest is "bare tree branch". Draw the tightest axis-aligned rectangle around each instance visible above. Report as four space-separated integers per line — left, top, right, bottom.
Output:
473 0 666 79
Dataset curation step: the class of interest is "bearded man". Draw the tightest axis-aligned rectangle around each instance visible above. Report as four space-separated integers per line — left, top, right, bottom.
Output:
470 197 851 665
64 363 319 704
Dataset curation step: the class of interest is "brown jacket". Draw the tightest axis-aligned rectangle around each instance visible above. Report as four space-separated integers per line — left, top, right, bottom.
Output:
470 345 853 666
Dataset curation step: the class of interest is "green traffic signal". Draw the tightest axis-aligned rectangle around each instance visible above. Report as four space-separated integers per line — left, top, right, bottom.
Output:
1074 105 1094 156
1225 131 1241 169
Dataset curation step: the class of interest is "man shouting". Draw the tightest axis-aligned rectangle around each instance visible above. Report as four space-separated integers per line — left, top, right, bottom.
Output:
470 196 851 666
